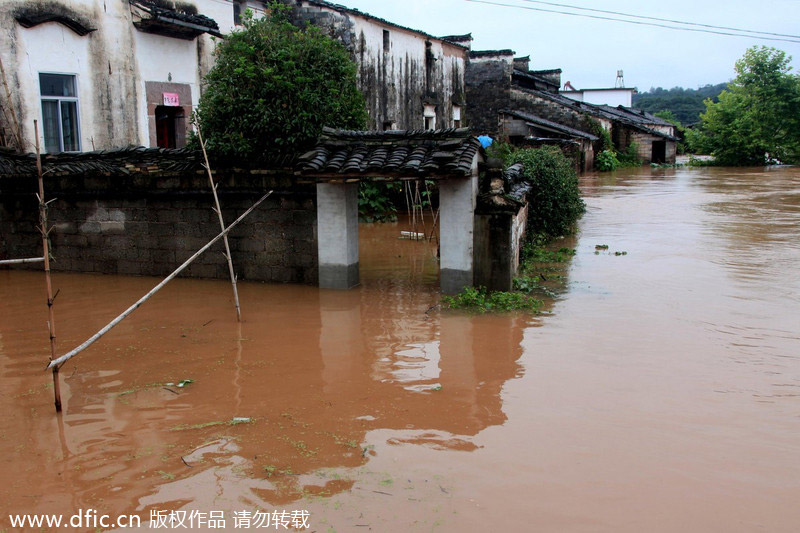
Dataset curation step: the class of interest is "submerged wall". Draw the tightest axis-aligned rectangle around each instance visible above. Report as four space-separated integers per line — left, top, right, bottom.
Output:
0 167 318 283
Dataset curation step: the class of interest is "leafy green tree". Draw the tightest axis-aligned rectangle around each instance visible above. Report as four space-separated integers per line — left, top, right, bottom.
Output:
507 147 585 237
697 46 800 165
195 5 367 164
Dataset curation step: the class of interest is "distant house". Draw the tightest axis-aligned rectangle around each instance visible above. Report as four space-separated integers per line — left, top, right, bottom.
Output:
0 0 233 154
287 0 469 132
561 86 636 107
498 109 598 172
465 50 677 167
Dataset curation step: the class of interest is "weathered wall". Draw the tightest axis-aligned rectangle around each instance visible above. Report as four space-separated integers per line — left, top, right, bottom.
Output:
465 54 514 136
616 130 677 165
0 0 224 152
510 87 607 134
473 203 527 292
290 1 467 131
0 172 318 283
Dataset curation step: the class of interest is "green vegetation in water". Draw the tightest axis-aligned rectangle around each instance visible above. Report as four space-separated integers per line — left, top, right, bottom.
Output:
358 181 398 222
595 143 643 171
444 146 583 314
442 286 543 313
505 146 585 238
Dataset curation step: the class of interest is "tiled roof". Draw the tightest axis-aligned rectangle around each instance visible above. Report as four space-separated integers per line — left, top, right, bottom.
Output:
513 69 559 91
470 49 515 58
500 109 598 141
0 146 202 178
511 85 678 141
296 128 482 180
440 33 473 44
14 7 96 36
130 0 221 38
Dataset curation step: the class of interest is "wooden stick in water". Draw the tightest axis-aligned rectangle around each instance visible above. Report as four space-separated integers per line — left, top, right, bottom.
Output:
45 191 272 370
195 124 242 321
34 120 62 412
0 257 45 266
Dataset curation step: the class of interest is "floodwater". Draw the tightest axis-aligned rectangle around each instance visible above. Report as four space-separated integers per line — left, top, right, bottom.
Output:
1 166 799 532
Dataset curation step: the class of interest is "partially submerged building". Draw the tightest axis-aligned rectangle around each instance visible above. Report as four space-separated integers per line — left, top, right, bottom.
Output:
465 50 677 167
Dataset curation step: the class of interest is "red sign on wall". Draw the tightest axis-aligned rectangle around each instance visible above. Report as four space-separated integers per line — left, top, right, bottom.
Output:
162 92 180 106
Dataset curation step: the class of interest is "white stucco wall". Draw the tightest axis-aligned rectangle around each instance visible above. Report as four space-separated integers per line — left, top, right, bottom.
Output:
0 0 226 152
562 88 634 107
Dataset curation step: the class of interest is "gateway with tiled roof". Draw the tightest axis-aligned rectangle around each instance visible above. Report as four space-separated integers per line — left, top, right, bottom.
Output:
296 128 481 181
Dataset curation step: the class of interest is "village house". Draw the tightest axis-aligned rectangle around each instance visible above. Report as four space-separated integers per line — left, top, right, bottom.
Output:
0 0 470 155
561 82 636 107
0 0 237 154
284 0 469 132
465 49 677 167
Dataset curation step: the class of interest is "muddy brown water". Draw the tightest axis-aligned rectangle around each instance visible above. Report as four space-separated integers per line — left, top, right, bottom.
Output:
1 166 799 532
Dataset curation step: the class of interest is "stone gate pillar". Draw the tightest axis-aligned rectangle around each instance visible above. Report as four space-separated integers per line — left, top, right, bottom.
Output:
439 174 478 294
316 182 360 289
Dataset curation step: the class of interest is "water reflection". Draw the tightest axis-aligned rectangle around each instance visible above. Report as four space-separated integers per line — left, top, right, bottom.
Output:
0 215 526 522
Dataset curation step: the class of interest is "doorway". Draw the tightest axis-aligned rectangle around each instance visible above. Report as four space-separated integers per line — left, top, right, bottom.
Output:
155 105 180 149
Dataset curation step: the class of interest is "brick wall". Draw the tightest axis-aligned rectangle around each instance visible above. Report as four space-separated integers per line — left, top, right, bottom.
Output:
0 171 318 283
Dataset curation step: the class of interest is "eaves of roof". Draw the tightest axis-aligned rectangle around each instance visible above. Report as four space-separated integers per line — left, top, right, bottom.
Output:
500 109 598 141
511 85 678 141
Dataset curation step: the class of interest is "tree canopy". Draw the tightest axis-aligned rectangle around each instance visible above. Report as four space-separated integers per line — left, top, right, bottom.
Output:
694 46 800 166
633 83 727 125
195 6 367 165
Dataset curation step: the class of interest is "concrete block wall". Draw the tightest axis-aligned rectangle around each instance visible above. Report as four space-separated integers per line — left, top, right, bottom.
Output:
0 172 318 283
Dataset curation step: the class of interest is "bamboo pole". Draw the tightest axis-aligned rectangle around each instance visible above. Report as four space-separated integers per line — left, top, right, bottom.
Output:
0 257 45 266
195 124 241 321
46 191 272 370
34 120 62 412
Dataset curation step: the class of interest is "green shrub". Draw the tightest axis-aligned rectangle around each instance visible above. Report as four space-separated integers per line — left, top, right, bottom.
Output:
194 5 367 164
617 143 642 167
358 181 398 222
505 147 584 238
595 149 619 171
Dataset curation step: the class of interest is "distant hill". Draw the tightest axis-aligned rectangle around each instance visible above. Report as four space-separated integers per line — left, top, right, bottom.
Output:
632 83 728 125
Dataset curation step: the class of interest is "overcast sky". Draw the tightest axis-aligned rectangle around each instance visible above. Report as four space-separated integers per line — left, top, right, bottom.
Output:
333 0 800 92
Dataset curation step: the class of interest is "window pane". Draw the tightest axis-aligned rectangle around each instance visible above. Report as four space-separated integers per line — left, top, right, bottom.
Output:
41 100 61 153
60 101 80 152
39 73 76 97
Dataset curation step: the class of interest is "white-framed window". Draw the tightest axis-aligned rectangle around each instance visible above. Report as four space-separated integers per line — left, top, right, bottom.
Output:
424 104 436 130
39 73 81 153
452 105 461 128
